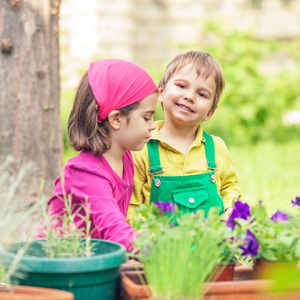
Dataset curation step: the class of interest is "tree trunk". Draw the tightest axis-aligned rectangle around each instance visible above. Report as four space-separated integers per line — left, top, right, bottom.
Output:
0 0 62 197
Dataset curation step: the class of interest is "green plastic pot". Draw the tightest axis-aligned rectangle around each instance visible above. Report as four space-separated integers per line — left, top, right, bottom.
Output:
0 239 127 300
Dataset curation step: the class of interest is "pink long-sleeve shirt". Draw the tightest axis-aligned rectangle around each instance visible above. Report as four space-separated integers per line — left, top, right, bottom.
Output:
47 150 135 251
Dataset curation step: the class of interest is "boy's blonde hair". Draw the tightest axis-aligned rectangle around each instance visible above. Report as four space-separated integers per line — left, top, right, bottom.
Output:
159 51 225 112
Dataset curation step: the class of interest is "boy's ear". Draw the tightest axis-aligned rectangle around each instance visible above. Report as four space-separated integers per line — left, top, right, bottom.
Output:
158 85 164 103
203 110 215 121
108 110 122 130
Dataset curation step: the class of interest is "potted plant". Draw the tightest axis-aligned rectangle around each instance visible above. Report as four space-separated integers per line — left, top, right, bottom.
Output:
124 202 242 299
0 157 74 299
1 177 127 300
226 198 300 280
121 200 300 300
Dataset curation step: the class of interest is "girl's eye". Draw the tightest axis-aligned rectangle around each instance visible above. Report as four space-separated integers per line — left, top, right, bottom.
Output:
178 84 186 89
144 117 151 121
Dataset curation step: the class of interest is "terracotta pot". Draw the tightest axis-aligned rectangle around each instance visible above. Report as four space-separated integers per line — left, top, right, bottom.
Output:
121 268 300 300
254 258 297 280
233 262 254 281
213 261 236 282
120 259 144 272
0 285 73 300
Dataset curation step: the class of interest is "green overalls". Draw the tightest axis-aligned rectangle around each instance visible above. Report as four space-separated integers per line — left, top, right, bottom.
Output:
147 131 224 216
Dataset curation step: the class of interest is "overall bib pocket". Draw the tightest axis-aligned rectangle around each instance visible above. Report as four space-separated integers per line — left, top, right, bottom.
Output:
172 186 208 210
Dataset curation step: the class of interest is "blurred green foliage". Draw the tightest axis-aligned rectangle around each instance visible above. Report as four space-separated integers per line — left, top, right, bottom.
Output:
229 141 300 215
150 22 300 145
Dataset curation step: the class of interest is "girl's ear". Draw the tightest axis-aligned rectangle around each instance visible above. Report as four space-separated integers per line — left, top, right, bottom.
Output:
158 85 164 103
108 110 122 130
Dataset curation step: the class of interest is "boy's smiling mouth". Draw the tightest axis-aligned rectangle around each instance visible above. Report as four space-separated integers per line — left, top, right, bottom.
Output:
176 103 194 113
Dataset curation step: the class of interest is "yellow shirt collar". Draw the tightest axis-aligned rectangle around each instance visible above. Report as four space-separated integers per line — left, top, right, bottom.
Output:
150 120 205 146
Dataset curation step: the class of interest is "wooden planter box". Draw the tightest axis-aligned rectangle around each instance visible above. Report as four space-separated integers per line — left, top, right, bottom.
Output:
120 264 300 300
0 285 74 300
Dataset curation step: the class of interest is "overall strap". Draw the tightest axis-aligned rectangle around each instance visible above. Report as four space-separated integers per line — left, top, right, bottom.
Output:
147 140 164 175
202 131 217 171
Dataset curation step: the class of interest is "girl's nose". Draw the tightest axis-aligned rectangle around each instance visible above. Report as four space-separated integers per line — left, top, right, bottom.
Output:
150 120 156 131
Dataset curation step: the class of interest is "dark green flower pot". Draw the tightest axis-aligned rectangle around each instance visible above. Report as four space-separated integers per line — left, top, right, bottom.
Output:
0 239 126 300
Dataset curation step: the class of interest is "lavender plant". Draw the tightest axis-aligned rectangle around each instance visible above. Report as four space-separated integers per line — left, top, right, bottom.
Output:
37 177 98 258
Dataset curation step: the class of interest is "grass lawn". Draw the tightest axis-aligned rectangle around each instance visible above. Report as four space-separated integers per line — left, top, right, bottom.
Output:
229 141 300 215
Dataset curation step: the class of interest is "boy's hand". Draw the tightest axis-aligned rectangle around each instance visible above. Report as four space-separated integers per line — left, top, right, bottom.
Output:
223 208 233 222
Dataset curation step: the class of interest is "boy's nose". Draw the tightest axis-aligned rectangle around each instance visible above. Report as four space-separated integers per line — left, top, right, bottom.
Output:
183 93 195 103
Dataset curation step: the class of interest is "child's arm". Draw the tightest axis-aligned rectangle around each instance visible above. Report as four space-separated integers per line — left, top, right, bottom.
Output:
126 149 151 224
72 167 136 251
214 137 243 211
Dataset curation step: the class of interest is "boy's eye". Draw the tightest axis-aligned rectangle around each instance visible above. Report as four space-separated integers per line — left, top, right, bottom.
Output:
144 117 151 121
178 84 186 89
198 92 207 98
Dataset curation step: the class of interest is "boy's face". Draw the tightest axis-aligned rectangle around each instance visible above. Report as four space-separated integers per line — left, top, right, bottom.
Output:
158 64 216 127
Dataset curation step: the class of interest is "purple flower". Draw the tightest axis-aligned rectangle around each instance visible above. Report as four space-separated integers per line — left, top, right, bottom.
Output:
153 201 177 216
292 197 300 207
239 230 259 257
226 201 251 229
270 210 290 222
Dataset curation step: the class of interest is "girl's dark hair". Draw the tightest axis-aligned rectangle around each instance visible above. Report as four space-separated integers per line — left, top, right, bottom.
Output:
68 72 140 155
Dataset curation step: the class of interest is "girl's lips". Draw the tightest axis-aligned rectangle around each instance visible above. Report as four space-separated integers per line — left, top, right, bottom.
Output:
176 103 194 113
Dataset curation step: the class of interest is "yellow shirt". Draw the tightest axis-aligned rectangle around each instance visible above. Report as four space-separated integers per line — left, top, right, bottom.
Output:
126 121 242 224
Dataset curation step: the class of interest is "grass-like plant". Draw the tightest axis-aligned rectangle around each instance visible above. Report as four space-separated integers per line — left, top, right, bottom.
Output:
130 203 243 299
37 177 98 258
0 156 40 284
0 157 39 245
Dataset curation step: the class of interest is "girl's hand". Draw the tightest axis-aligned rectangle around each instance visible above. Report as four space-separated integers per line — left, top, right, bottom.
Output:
223 208 233 222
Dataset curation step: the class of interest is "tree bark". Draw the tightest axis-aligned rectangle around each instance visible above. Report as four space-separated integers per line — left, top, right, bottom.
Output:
0 0 62 196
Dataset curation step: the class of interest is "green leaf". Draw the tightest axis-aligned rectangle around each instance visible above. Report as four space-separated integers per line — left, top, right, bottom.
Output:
277 236 294 249
283 253 294 262
261 249 278 261
294 244 300 258
289 217 300 229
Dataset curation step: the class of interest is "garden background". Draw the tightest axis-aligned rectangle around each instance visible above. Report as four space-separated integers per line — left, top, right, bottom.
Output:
0 0 299 221
61 0 300 216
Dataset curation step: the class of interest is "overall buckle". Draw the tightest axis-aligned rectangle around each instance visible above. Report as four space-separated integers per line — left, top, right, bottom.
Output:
147 166 164 176
206 161 218 171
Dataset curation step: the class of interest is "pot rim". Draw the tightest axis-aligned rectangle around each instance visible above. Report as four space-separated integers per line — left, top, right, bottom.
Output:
0 239 127 273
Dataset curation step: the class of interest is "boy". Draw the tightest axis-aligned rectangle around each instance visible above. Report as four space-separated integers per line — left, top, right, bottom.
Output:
126 51 242 224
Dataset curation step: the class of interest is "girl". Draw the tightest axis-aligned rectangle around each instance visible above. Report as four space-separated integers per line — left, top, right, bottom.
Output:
47 59 157 251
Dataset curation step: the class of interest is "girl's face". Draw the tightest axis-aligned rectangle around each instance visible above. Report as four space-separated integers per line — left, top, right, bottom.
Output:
119 92 158 151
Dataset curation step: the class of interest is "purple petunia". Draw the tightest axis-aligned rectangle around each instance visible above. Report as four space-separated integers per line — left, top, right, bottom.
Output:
226 201 251 230
239 230 259 257
292 197 300 207
270 210 290 222
153 201 177 216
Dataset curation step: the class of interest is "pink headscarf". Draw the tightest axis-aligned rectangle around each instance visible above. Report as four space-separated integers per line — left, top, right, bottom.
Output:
88 59 157 123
